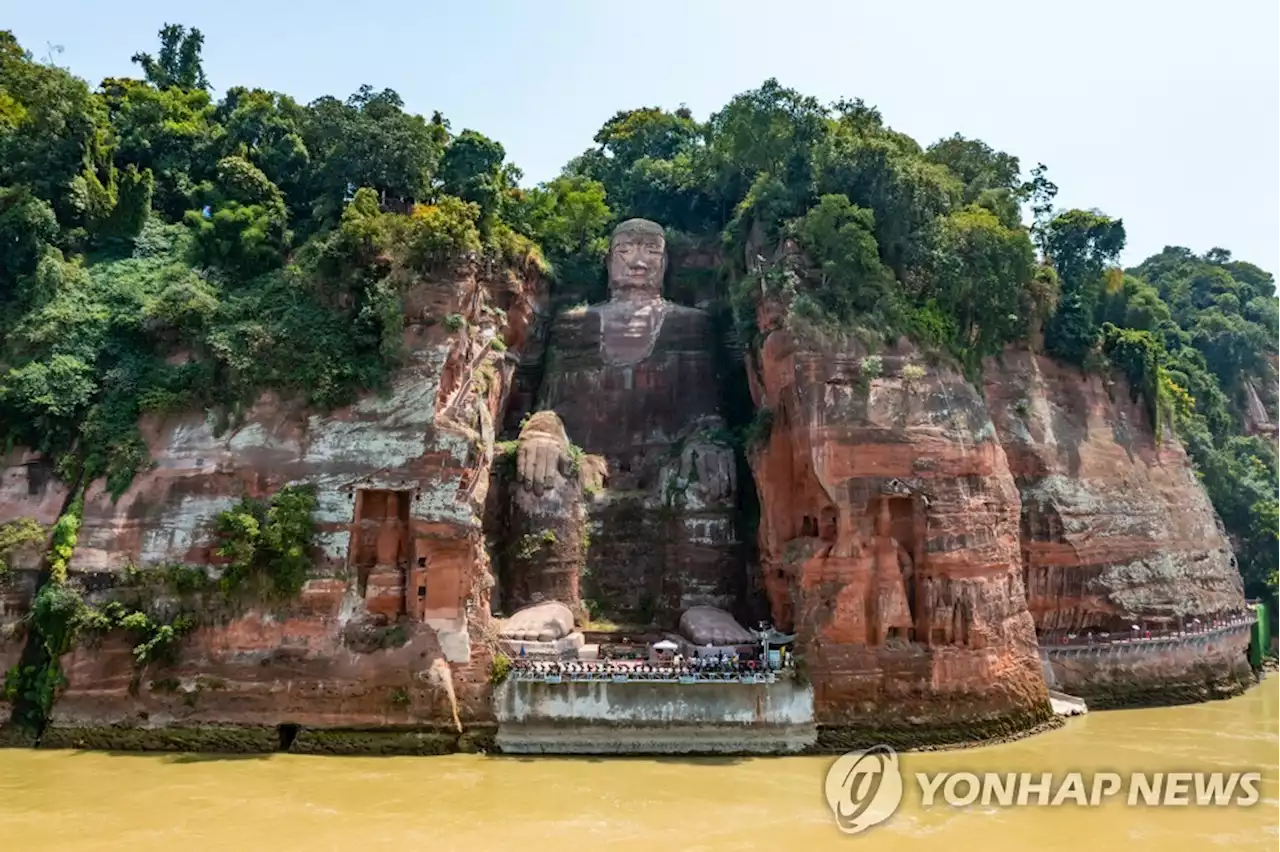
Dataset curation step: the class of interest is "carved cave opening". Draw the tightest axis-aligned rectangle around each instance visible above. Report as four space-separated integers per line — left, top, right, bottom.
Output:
276 723 300 751
24 458 52 495
488 265 772 633
819 507 838 542
865 494 924 645
1020 501 1066 636
351 489 412 608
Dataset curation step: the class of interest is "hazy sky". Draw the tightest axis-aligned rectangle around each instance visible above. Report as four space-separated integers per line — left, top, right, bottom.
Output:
7 0 1279 272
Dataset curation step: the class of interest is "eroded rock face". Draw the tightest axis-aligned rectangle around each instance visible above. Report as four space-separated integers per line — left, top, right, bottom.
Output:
9 261 547 737
746 330 1050 732
982 350 1246 633
0 451 66 727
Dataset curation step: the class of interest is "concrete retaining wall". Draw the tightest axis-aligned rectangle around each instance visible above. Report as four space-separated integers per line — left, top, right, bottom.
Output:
1040 623 1254 708
492 679 816 754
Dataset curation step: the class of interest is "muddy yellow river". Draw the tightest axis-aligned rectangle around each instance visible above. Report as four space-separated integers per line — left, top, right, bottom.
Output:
2 679 1276 851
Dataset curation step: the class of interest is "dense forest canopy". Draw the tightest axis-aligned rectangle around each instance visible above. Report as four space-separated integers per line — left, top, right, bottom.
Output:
0 26 1275 600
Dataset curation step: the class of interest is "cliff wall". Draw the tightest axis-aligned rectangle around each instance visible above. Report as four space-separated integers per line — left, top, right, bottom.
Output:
1 261 547 750
2 286 1258 749
744 329 1053 743
0 452 66 730
982 351 1245 629
982 350 1251 703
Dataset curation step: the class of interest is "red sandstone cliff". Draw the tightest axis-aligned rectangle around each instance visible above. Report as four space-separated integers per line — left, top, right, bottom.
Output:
2 254 1257 746
1 260 546 747
982 350 1246 634
745 329 1051 737
0 451 63 728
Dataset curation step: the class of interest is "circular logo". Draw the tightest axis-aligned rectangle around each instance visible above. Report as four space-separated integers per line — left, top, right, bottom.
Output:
824 744 904 836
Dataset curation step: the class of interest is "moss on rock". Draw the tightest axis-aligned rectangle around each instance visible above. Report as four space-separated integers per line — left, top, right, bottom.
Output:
38 725 278 753
809 702 1060 753
1069 667 1256 711
288 727 460 756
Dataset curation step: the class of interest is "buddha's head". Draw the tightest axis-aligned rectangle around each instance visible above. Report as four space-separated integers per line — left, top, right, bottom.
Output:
607 218 666 302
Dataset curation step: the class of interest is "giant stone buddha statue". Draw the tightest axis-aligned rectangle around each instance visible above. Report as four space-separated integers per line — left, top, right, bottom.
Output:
505 218 743 623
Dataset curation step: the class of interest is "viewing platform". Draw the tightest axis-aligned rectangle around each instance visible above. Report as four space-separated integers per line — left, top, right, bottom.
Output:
506 659 796 686
492 672 815 755
494 656 812 755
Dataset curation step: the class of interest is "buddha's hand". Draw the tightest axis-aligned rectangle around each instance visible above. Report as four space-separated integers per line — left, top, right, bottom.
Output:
516 411 571 496
680 439 736 504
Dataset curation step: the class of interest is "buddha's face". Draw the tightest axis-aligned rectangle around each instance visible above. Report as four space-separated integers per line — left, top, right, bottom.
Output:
608 231 666 300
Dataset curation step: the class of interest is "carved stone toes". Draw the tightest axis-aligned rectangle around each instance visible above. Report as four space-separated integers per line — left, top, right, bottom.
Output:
500 601 575 643
679 606 753 647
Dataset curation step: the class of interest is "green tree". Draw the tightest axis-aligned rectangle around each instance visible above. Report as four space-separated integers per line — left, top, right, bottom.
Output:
513 175 612 300
215 87 310 217
0 354 97 452
0 32 117 233
568 106 715 232
812 124 962 275
101 77 221 219
789 193 895 324
705 79 826 213
300 88 448 224
929 205 1037 363
0 186 59 298
184 156 290 277
925 134 1023 227
439 129 507 232
1042 209 1126 362
131 23 209 91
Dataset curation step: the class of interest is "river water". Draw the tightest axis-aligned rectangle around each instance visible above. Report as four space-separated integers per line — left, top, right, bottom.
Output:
2 678 1275 851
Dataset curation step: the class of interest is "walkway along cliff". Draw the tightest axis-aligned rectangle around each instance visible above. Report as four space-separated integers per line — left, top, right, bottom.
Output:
0 225 1259 754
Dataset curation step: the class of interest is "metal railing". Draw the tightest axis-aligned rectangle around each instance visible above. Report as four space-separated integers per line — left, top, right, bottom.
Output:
1038 612 1255 651
508 659 796 685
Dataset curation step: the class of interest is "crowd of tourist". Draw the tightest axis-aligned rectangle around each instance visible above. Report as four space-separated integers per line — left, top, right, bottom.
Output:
510 650 796 682
1038 609 1258 647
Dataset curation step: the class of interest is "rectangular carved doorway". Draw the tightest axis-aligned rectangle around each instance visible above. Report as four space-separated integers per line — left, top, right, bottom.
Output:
350 488 412 617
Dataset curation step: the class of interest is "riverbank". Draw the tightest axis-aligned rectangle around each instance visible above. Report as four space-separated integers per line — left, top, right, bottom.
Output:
0 711 1063 757
3 669 1270 756
1 677 1274 852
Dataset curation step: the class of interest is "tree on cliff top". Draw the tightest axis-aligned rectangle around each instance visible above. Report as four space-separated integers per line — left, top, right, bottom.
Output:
131 23 209 91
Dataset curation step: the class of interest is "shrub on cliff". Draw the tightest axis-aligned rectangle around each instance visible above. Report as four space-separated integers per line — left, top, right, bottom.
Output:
0 518 45 577
214 484 318 599
490 653 512 685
